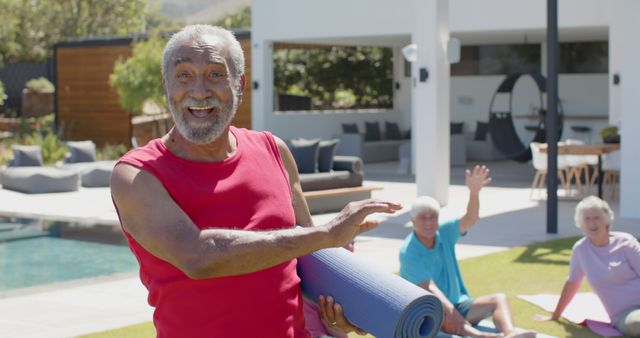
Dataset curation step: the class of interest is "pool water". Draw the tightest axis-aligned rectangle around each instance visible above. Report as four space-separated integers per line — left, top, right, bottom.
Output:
0 219 138 292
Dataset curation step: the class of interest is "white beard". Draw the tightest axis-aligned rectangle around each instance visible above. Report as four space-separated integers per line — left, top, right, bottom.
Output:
169 90 239 145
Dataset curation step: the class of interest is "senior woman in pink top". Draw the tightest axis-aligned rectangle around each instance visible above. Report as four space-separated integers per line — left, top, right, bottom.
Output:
548 196 640 337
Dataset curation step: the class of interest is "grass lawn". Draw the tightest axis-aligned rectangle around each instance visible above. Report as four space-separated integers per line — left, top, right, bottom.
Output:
77 236 599 338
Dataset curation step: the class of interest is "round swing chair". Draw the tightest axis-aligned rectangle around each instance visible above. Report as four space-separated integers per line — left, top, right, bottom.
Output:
488 71 564 162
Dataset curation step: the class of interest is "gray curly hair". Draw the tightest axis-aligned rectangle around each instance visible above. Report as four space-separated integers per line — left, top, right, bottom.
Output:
574 196 614 230
410 196 441 219
161 25 245 88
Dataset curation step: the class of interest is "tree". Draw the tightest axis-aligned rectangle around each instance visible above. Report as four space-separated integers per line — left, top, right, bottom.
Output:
0 0 148 64
109 35 165 115
212 4 250 30
274 46 393 109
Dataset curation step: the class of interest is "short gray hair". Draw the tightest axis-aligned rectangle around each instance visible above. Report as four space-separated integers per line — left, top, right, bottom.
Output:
410 196 441 218
162 25 245 85
574 196 614 229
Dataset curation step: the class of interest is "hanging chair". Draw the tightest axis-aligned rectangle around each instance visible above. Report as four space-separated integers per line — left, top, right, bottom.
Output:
488 71 563 162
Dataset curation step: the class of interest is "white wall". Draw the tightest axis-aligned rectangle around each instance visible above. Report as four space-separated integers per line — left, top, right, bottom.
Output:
265 110 404 141
450 0 610 33
252 0 415 42
615 0 640 219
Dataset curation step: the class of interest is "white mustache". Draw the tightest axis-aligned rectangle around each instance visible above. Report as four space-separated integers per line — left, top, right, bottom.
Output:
180 97 222 109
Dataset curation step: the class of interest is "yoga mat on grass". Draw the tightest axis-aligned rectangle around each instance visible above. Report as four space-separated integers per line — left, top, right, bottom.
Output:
517 293 623 337
434 320 557 338
298 247 444 338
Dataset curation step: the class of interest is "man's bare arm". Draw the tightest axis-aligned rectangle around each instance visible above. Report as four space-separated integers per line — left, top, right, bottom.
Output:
111 164 400 280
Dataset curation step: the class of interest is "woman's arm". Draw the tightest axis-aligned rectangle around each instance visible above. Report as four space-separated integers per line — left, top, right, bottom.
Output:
551 280 581 320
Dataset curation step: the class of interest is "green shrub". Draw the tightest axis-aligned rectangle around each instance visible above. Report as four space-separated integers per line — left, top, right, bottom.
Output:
97 143 128 161
24 130 67 165
109 36 165 115
0 80 7 106
24 77 54 93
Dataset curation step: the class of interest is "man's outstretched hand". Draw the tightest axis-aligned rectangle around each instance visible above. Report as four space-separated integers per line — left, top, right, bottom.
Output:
322 199 401 248
465 165 492 194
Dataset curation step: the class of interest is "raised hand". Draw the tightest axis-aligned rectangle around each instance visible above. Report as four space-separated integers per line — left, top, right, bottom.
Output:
465 165 492 194
322 199 401 248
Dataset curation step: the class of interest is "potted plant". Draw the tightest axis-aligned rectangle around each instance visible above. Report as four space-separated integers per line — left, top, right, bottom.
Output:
22 77 54 118
600 125 620 144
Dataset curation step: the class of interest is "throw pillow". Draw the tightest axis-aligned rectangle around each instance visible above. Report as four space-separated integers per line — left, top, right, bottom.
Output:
364 121 381 141
318 139 340 172
474 121 489 141
289 138 320 174
341 123 359 134
11 145 44 167
385 121 402 140
450 122 464 135
67 141 97 163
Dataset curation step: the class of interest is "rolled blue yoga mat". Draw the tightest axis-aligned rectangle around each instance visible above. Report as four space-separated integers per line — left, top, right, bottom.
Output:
298 247 443 338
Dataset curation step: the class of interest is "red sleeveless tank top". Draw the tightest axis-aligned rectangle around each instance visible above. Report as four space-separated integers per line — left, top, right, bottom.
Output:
115 127 309 338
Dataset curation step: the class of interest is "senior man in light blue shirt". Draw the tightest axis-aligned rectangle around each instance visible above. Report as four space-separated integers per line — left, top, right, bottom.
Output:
400 165 535 338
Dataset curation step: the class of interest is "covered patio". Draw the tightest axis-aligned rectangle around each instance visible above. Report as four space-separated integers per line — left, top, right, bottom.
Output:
252 0 640 221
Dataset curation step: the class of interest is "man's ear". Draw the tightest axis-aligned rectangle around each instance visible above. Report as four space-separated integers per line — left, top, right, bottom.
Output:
239 74 246 93
236 74 246 102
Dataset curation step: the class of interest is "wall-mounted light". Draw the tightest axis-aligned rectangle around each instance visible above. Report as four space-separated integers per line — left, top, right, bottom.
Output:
253 81 259 90
613 73 620 85
401 43 418 63
447 38 461 64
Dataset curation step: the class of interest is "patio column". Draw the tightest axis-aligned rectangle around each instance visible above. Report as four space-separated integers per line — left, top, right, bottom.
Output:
250 37 273 131
612 0 640 219
412 0 450 205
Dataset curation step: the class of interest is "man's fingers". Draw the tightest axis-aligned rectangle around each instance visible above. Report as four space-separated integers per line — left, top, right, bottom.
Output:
356 220 379 235
355 201 402 216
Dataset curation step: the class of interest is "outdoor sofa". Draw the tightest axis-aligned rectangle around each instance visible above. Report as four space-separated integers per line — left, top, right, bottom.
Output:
335 121 408 163
1 145 80 193
57 141 116 187
288 138 368 213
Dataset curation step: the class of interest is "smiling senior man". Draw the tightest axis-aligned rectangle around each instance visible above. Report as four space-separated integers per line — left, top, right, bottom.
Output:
110 25 400 338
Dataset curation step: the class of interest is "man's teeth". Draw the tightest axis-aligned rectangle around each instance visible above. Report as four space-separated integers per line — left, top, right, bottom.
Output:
189 106 214 110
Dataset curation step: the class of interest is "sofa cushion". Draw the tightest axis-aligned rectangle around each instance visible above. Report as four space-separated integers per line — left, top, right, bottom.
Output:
451 122 464 135
318 139 339 172
290 138 320 173
299 170 362 192
11 145 43 167
364 121 381 141
385 122 402 140
67 141 97 163
341 123 359 134
474 121 489 141
1 167 79 193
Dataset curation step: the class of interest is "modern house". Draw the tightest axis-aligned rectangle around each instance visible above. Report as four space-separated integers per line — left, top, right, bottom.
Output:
251 0 640 219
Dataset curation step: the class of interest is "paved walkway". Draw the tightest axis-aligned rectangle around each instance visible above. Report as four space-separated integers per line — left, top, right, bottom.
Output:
0 160 638 337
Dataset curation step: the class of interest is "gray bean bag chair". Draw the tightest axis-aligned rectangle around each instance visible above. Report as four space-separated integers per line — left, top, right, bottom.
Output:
1 166 80 193
60 160 117 187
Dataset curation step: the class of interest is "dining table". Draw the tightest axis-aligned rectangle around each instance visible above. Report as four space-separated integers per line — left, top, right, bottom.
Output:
540 143 620 199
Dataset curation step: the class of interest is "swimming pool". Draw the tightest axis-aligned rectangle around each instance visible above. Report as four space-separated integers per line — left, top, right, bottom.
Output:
0 217 138 292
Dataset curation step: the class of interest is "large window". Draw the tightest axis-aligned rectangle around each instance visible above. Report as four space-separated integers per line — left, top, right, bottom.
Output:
273 44 393 112
451 44 541 76
559 41 608 73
